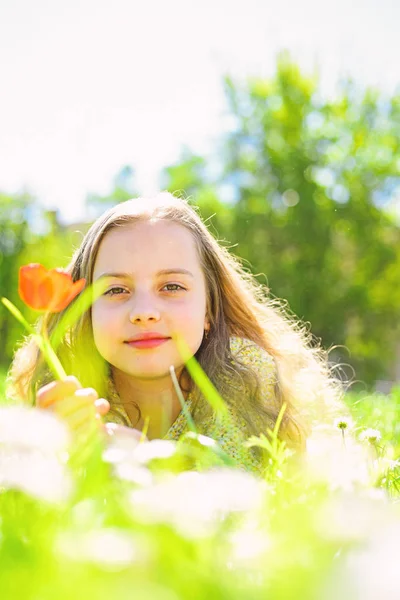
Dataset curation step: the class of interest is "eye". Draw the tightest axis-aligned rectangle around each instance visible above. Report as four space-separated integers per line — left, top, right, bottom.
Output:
161 283 186 293
104 286 129 297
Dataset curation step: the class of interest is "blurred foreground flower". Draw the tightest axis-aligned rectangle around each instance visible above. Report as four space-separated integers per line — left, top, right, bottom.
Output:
18 263 85 313
56 528 147 570
228 516 271 566
306 425 370 490
0 405 70 451
102 428 170 486
130 468 264 538
316 488 390 543
0 405 72 503
327 520 400 600
104 434 175 466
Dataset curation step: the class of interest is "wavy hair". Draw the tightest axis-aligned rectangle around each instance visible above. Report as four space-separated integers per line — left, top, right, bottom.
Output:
7 192 343 448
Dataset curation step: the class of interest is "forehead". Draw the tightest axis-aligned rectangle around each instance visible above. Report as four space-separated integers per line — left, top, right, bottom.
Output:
93 220 202 275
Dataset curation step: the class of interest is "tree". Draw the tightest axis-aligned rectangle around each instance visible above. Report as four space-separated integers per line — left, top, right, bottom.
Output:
0 192 36 365
162 52 400 386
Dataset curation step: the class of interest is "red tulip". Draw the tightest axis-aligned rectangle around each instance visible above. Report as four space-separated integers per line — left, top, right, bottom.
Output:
19 264 86 313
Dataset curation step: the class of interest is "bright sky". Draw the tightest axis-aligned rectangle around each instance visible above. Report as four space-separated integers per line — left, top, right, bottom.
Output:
1 0 399 222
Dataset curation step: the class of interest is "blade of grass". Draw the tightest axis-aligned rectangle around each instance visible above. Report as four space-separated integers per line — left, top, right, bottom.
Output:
51 279 108 349
2 297 66 379
2 297 37 337
175 336 228 417
140 416 150 443
169 365 197 433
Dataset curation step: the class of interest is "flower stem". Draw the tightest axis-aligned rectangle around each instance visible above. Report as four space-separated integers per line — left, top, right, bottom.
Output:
2 297 66 380
40 319 67 380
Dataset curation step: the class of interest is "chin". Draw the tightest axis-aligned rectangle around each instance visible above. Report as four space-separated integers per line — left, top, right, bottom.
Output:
128 369 176 381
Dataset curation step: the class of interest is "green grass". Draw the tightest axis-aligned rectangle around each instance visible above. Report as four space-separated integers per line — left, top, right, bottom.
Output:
1 381 400 599
0 368 7 400
346 386 400 449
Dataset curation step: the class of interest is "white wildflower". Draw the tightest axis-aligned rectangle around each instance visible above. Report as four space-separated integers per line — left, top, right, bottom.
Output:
306 427 370 490
0 406 70 452
0 448 72 503
334 416 353 431
129 439 176 464
130 468 263 538
229 516 271 565
56 528 145 569
114 463 153 487
359 428 382 444
103 438 176 485
316 489 390 543
0 406 72 503
326 521 400 600
103 433 176 466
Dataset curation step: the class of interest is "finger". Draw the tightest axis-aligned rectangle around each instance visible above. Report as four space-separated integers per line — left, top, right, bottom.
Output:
54 390 99 418
53 388 98 417
67 403 97 431
75 387 98 401
95 398 110 416
36 376 81 408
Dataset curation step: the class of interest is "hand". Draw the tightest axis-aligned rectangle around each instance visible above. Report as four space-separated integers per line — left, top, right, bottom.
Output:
36 376 110 436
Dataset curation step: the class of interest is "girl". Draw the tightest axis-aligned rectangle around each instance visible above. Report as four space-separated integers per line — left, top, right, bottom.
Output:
8 192 342 472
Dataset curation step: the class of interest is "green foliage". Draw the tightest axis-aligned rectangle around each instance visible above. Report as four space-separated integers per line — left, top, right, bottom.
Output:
0 192 35 364
0 197 79 367
346 386 400 452
163 52 400 385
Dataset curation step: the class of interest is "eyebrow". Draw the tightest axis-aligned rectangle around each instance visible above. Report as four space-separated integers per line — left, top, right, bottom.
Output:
95 268 195 280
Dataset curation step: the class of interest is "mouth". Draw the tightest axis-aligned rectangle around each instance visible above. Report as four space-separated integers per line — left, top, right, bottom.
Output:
124 336 171 350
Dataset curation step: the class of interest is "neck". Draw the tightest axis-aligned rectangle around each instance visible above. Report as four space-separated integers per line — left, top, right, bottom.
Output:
111 367 189 439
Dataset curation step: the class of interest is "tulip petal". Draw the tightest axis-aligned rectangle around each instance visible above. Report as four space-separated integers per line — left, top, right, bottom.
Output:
18 263 86 313
51 279 86 312
47 270 74 311
19 264 50 310
37 274 55 310
50 274 86 312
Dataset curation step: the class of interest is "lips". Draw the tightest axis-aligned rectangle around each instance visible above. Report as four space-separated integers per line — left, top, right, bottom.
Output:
125 332 170 343
124 333 171 350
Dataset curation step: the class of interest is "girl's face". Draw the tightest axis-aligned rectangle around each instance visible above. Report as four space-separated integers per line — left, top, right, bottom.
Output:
91 220 209 381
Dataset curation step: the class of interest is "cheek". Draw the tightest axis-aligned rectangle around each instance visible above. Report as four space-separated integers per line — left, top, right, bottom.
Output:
175 295 207 333
91 304 120 345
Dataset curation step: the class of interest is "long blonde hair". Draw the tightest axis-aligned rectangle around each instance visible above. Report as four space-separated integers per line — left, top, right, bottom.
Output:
8 192 342 447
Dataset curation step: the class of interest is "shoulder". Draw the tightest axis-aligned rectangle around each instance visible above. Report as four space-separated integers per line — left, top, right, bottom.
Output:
228 336 278 410
229 337 277 382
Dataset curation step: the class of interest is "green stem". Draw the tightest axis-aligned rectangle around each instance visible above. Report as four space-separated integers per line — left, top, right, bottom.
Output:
40 319 67 379
174 335 228 417
169 365 197 433
2 297 66 380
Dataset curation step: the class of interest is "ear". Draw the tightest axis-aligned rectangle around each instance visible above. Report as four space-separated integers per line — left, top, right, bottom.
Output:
204 316 210 332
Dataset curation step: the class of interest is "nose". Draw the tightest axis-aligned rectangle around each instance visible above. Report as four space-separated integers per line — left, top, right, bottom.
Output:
128 293 161 324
